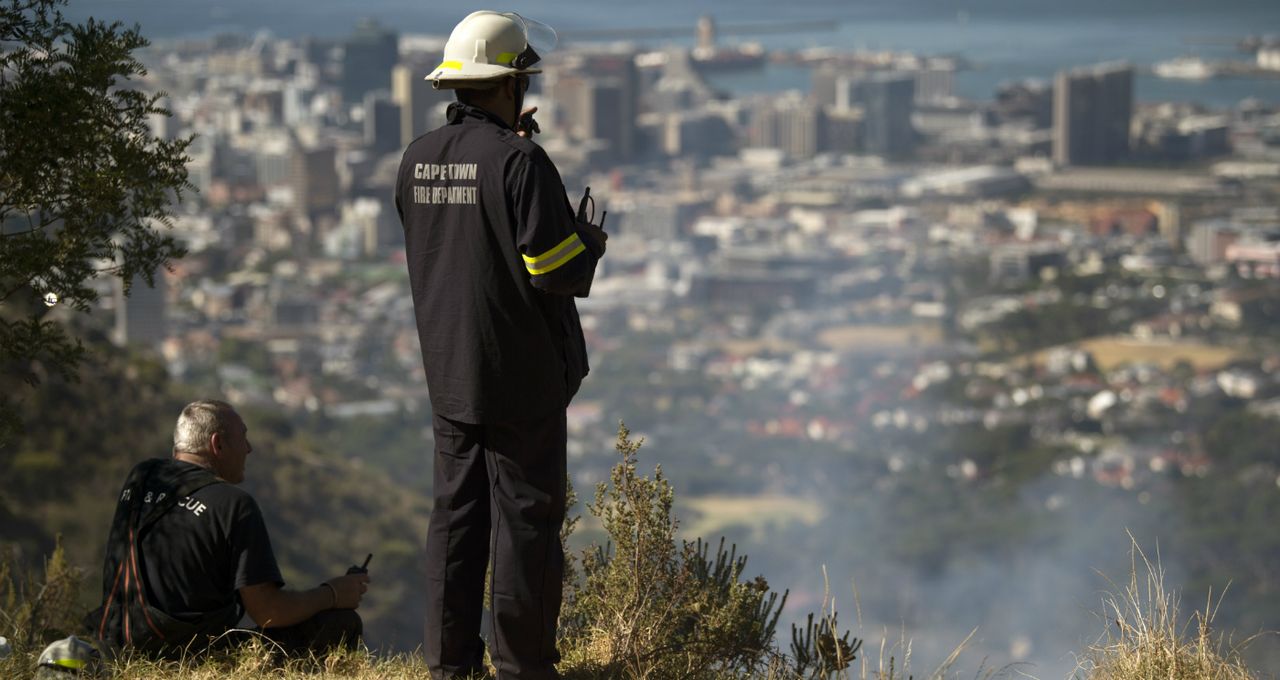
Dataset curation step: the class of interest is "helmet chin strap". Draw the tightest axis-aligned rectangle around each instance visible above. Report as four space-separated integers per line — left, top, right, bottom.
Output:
512 76 525 130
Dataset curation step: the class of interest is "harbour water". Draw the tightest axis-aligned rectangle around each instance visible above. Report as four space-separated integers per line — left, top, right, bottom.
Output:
69 0 1280 107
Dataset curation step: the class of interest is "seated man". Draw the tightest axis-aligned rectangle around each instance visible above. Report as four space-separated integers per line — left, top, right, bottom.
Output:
85 399 370 659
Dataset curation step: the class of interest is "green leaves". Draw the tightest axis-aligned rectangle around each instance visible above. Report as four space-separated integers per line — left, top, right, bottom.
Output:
0 0 191 448
790 611 862 678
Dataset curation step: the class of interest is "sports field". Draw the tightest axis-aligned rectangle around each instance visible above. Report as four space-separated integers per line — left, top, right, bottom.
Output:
681 494 825 541
815 324 944 352
1037 336 1249 372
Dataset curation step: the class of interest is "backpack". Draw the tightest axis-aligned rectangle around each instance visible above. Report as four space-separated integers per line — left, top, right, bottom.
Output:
84 459 241 658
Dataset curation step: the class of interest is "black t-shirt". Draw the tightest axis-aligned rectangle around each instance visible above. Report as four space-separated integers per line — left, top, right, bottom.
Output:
133 460 283 622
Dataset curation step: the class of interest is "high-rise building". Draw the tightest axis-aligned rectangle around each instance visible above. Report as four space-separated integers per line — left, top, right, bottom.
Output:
585 80 630 158
113 272 167 348
364 91 401 155
696 15 717 51
149 96 176 141
282 83 312 127
778 104 826 160
548 52 639 162
663 110 735 158
811 65 860 112
291 144 339 218
854 74 916 159
342 19 398 104
1188 220 1242 265
252 133 293 187
914 66 955 104
824 109 862 154
811 69 915 158
297 36 331 69
749 96 827 159
1052 63 1133 166
391 58 449 146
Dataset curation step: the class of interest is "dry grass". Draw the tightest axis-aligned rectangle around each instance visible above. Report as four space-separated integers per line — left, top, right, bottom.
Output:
0 639 435 680
2 501 1265 679
6 549 1260 680
718 338 802 357
0 646 962 680
1075 539 1259 680
681 494 825 541
1033 337 1248 372
817 324 945 353
787 566 990 680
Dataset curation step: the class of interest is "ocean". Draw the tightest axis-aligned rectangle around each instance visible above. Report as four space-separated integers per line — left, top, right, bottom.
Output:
67 0 1280 107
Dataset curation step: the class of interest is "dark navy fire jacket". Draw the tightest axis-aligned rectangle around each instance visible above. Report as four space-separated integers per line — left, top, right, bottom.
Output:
395 102 600 423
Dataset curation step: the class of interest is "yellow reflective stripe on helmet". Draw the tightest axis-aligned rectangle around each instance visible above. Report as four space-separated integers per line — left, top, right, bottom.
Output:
53 659 87 670
496 52 518 65
523 233 586 275
435 61 463 71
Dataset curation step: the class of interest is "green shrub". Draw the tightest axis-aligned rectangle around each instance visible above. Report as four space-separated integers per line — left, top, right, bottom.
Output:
0 537 87 679
0 537 84 650
559 422 836 679
790 611 862 678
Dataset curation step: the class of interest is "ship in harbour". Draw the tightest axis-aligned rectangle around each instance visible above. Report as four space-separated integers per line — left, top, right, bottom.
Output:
1152 56 1219 80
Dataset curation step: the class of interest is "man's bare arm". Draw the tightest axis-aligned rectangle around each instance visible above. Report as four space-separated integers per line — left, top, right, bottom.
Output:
239 572 369 629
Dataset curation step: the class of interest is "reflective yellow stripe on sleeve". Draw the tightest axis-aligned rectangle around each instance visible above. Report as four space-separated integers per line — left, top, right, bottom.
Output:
523 233 586 276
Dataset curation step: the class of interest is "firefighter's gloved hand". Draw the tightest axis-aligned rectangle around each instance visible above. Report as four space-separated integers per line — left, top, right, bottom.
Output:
325 573 370 610
577 220 607 258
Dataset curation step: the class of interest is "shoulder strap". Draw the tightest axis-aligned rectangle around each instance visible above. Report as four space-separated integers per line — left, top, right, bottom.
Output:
92 458 224 649
129 460 224 533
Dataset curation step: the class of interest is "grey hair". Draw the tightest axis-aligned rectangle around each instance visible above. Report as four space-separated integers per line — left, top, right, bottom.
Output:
173 400 236 455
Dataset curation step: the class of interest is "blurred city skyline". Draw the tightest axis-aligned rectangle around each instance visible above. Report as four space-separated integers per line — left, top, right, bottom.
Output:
15 0 1280 674
66 0 1280 38
70 0 1280 107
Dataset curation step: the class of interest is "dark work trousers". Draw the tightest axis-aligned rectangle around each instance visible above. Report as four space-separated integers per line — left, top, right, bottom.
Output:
259 609 363 658
214 609 362 660
424 411 567 680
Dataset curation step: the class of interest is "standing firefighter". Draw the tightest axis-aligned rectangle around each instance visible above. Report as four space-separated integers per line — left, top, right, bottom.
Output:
394 11 607 680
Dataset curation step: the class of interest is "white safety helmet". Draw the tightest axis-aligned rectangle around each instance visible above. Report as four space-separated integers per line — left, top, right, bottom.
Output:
35 635 101 678
427 11 558 89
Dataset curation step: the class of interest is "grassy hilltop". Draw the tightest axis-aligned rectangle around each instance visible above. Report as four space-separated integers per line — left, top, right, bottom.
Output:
0 424 1263 680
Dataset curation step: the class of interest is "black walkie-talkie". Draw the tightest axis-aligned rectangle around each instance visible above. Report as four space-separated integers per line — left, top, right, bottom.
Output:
347 553 372 575
576 186 591 222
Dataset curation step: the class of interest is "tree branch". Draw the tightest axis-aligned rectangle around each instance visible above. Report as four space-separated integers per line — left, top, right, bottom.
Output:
0 208 54 237
0 282 30 304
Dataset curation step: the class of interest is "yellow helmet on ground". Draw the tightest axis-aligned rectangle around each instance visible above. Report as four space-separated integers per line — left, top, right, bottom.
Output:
35 636 101 678
427 11 558 90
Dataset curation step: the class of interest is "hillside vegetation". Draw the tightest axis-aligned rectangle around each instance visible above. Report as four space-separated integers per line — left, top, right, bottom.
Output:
0 339 432 649
0 440 1264 680
1 422 858 679
1 420 1266 679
